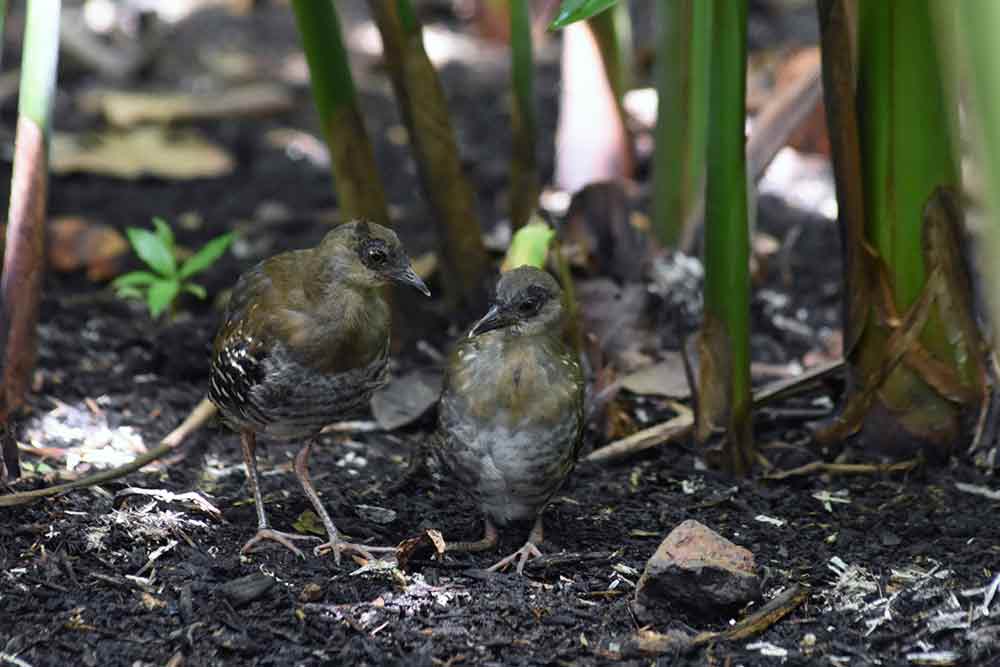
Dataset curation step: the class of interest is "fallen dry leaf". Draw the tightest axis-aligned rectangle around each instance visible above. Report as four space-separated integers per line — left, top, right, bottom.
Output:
83 83 293 127
371 371 442 431
48 217 129 281
51 127 234 180
619 353 690 399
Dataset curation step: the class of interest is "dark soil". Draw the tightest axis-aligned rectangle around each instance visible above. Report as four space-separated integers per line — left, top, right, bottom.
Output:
2 3 999 667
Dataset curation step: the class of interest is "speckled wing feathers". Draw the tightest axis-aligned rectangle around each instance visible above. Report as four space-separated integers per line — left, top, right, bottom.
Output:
208 253 390 440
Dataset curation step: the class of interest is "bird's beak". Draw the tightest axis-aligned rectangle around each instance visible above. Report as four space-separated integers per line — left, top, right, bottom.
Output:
469 304 508 338
394 266 431 296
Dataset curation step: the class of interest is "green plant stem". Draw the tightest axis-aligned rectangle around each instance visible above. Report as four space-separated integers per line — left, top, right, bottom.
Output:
960 2 1000 342
701 0 751 474
366 0 489 308
652 0 711 246
290 0 390 226
587 1 632 101
814 0 984 458
18 0 58 130
858 1 958 317
1 0 62 479
509 0 538 229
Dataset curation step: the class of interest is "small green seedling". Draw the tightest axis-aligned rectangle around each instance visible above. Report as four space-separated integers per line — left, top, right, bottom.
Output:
113 217 234 319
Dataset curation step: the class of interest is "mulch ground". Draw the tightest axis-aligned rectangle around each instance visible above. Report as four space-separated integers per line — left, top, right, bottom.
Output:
1 3 999 666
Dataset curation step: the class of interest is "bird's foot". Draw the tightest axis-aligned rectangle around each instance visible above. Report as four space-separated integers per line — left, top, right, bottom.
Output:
487 541 543 575
240 528 320 559
315 538 397 563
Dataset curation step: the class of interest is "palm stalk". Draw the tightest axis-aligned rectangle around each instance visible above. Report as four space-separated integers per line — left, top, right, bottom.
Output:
366 0 489 308
1 0 62 479
509 0 538 230
290 0 390 227
815 0 984 458
698 0 752 474
958 3 1000 356
652 0 711 246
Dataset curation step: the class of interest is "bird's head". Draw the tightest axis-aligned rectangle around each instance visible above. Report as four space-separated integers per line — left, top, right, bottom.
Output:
315 220 430 297
469 266 563 338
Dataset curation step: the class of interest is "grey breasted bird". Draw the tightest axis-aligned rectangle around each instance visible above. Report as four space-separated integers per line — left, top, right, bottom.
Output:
208 220 429 562
434 266 585 573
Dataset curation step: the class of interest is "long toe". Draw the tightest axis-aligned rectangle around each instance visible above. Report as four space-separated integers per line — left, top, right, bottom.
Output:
315 539 396 563
487 541 543 575
241 529 321 559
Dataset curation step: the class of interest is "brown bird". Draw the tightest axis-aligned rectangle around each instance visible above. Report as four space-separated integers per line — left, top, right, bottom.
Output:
208 220 429 562
434 267 585 573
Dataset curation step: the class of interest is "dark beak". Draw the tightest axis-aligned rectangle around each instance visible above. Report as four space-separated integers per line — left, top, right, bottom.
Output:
469 304 508 338
394 266 431 296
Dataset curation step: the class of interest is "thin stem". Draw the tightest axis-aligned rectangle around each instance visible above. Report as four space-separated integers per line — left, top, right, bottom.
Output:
509 0 538 229
702 0 751 473
653 0 711 246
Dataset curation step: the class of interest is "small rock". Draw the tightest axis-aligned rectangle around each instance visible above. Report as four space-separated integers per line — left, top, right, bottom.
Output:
634 519 760 618
218 572 275 607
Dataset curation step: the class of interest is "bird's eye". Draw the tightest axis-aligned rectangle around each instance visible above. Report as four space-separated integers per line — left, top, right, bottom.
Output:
366 246 388 265
518 298 538 315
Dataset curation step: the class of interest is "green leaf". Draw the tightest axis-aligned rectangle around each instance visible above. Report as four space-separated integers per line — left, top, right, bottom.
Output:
152 217 175 253
126 227 176 277
115 285 145 300
111 270 160 289
293 509 326 536
501 218 555 271
147 280 180 318
178 232 234 280
183 282 207 300
549 0 619 29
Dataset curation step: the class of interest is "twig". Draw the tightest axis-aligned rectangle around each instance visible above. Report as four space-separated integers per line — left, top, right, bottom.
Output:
764 459 921 481
586 360 843 464
0 398 216 507
584 406 693 463
630 585 809 656
954 481 1000 502
713 584 809 642
524 551 616 571
752 359 843 408
162 397 216 448
680 57 823 254
0 652 36 667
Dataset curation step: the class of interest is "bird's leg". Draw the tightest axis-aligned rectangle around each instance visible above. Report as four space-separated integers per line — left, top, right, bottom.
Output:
294 440 395 564
488 515 545 575
238 431 319 559
445 517 499 553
